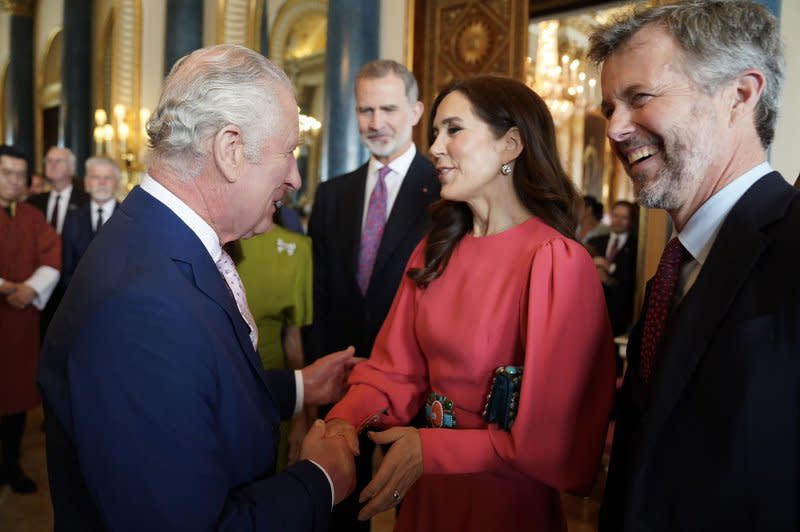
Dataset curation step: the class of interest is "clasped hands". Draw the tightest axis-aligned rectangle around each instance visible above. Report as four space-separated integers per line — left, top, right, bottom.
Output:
0 282 36 309
324 419 423 521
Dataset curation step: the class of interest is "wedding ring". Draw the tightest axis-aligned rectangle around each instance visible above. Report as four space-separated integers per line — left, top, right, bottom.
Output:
392 490 400 500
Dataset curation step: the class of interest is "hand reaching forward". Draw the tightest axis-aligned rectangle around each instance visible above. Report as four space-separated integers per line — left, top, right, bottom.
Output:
302 347 363 405
299 419 357 505
357 427 423 521
323 418 360 457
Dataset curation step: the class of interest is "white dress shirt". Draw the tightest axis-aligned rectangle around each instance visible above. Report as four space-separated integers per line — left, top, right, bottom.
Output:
47 184 74 234
675 161 772 302
90 200 116 231
361 143 418 230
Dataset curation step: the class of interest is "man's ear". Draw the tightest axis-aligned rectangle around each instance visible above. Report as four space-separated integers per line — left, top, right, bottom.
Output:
213 125 244 183
730 69 765 124
502 126 523 161
410 100 424 126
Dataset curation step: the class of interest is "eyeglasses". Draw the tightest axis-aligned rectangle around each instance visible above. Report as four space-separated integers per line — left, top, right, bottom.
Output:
0 167 27 183
44 157 68 165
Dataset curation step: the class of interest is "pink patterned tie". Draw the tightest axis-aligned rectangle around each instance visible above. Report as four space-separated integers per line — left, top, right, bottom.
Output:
357 165 390 294
639 237 692 384
216 249 258 350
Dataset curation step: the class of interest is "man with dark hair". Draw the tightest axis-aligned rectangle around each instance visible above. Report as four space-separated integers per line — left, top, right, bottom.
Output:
589 2 800 530
307 59 440 532
0 145 60 494
589 200 637 338
577 194 609 246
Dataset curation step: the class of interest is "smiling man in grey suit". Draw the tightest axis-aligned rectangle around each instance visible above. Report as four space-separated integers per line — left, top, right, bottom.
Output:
590 2 800 531
307 59 440 532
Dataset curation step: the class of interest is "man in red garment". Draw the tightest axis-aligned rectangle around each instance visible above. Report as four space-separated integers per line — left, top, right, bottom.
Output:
0 145 61 493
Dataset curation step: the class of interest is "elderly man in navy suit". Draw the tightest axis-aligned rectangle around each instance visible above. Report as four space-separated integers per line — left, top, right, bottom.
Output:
589 2 800 531
39 44 358 531
60 156 120 288
307 59 440 532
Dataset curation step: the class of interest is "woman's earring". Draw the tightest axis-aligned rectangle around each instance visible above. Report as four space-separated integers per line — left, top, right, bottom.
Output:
501 162 512 176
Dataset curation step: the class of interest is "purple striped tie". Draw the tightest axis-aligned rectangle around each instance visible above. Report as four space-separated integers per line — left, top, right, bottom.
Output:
357 166 390 294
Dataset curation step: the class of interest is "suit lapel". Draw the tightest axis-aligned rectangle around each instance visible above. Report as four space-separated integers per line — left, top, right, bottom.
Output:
372 153 432 277
124 188 274 398
639 173 794 452
341 166 368 287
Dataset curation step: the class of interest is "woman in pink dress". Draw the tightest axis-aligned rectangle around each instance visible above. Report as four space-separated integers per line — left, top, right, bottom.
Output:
326 75 616 531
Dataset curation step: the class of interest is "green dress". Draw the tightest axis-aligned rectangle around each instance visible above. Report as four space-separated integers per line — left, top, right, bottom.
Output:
238 225 313 470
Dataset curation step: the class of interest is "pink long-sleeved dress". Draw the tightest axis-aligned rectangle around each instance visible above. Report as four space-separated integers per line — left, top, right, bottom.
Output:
328 216 616 531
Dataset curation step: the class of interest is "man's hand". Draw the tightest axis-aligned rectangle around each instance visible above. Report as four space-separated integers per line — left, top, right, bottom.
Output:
6 283 36 309
593 256 612 284
300 420 357 505
356 427 423 521
302 347 363 405
287 412 310 466
323 418 360 456
0 281 17 296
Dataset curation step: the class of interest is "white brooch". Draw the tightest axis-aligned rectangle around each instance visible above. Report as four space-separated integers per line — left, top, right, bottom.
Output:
277 238 296 256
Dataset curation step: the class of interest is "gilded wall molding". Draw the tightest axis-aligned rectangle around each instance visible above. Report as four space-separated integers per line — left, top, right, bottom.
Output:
218 0 262 50
269 0 328 68
0 0 35 17
112 0 142 151
418 0 528 146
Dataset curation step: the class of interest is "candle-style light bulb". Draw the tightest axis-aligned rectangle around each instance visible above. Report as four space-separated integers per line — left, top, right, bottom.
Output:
113 104 126 124
95 109 107 126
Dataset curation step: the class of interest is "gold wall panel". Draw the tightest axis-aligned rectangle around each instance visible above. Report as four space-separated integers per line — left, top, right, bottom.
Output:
417 0 528 147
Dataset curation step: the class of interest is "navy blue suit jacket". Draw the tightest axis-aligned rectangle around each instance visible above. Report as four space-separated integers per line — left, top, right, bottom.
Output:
39 186 331 531
599 172 800 531
60 202 116 288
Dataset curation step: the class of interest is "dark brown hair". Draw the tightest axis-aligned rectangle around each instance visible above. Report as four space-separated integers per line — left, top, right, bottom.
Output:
408 75 579 287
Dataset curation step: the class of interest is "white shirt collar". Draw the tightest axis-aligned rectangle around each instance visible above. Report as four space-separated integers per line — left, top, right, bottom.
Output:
367 143 416 177
51 184 73 200
677 161 771 266
90 199 116 215
139 174 222 262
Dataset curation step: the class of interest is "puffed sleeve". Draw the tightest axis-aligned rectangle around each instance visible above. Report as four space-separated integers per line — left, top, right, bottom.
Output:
326 242 429 428
418 238 616 494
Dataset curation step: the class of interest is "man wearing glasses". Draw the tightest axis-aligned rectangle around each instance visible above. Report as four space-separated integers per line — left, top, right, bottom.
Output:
0 145 61 494
27 146 88 339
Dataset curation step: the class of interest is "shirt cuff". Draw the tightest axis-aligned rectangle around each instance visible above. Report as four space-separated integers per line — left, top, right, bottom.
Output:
293 370 304 416
25 266 60 310
308 459 335 509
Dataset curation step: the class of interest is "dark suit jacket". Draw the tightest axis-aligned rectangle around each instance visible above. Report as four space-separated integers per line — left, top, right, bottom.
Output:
587 232 637 336
38 187 331 531
60 202 117 288
599 172 800 532
307 151 439 360
28 182 89 337
27 182 89 225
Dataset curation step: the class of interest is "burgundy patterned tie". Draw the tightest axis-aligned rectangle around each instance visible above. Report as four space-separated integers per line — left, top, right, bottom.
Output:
640 237 692 384
357 165 390 294
216 249 258 350
607 235 620 261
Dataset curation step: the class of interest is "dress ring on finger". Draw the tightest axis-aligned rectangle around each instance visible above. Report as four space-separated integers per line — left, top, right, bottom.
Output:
392 490 400 500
